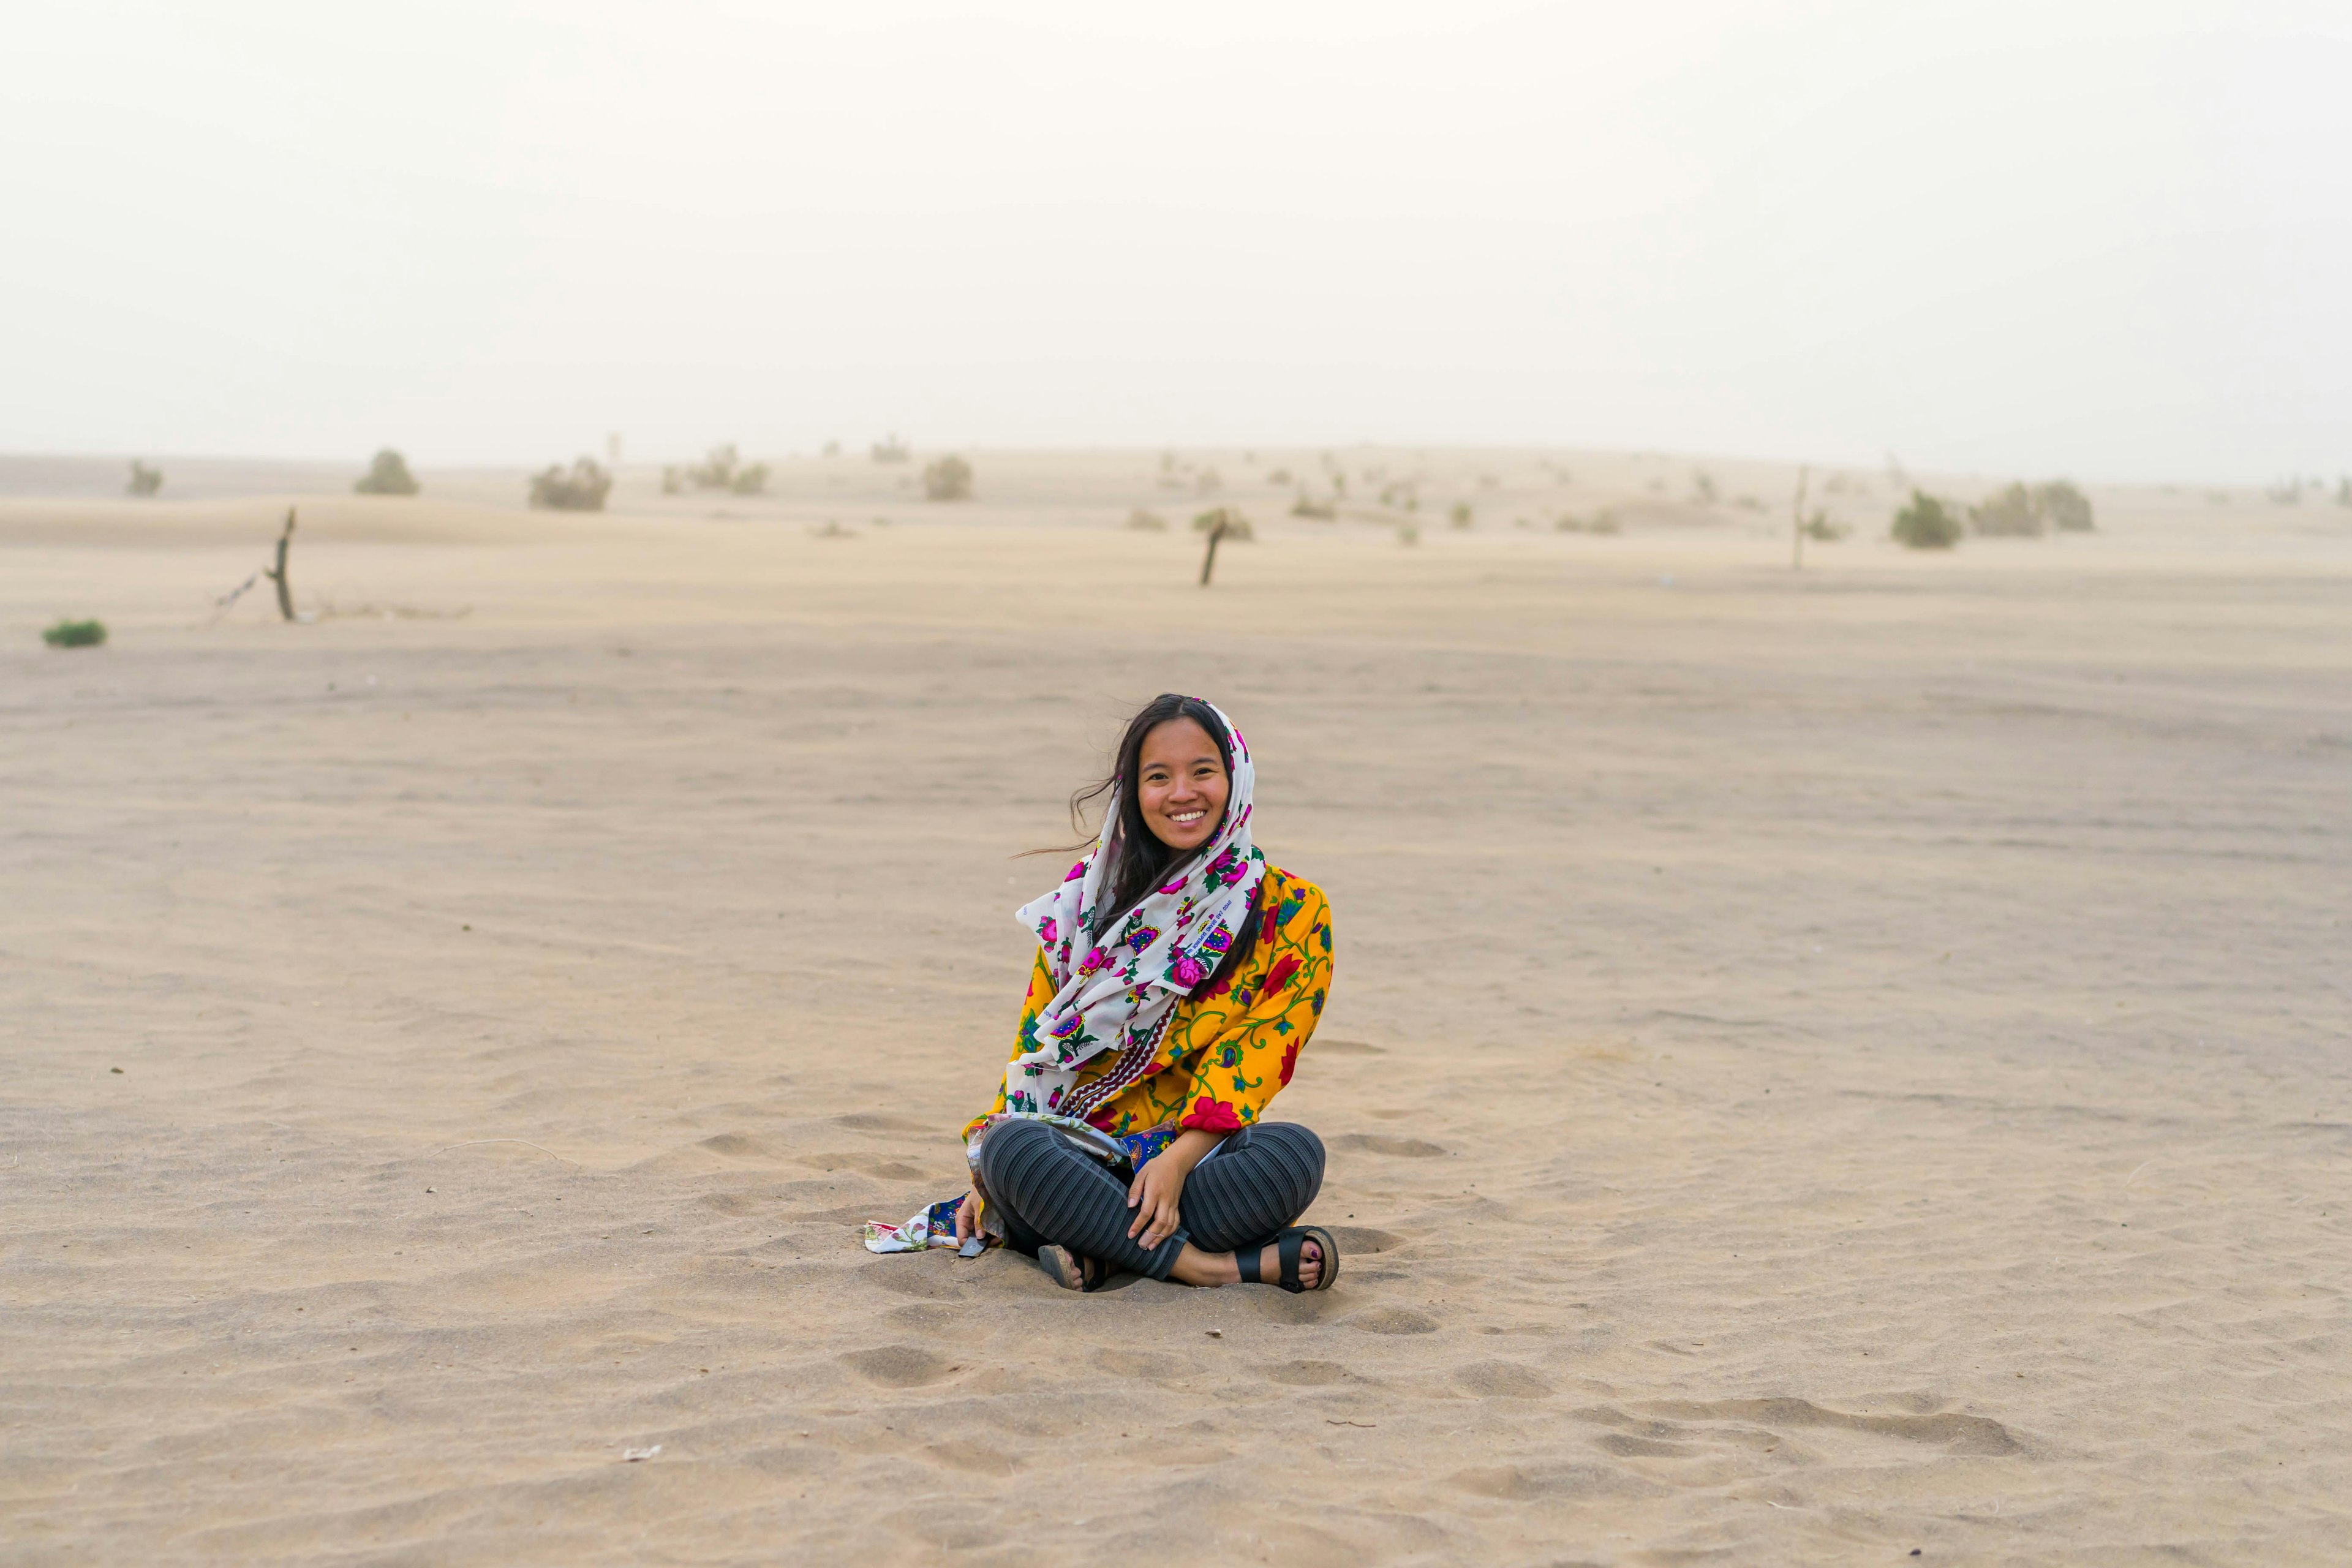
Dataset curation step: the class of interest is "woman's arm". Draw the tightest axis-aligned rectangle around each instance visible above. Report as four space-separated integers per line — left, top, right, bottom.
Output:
1167 884 1333 1135
1125 1126 1226 1250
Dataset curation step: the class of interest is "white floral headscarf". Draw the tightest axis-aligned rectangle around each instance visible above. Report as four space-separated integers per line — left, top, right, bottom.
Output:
998 703 1267 1125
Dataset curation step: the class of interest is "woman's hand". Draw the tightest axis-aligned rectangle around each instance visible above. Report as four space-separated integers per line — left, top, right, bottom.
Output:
953 1188 980 1246
1126 1128 1226 1249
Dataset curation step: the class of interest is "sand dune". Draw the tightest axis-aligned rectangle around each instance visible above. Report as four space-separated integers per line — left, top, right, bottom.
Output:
4 459 2350 1562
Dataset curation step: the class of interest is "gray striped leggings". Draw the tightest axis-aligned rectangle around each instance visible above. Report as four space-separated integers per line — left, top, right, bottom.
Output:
976 1120 1325 1281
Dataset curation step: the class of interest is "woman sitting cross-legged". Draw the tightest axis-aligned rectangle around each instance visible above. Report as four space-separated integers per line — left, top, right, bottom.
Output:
955 695 1338 1294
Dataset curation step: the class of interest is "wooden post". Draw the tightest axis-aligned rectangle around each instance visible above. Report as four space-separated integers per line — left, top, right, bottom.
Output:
264 508 297 620
1791 466 1809 571
1199 513 1228 587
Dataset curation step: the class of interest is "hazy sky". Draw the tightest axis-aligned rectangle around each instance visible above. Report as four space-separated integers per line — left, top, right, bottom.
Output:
5 1 2348 480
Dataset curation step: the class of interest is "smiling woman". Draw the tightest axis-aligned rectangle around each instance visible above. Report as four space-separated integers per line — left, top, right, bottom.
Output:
956 695 1339 1294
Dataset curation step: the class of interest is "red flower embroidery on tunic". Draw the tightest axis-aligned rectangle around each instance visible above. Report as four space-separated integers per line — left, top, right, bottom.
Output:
1277 1041 1300 1087
1185 1096 1243 1133
1263 954 1302 994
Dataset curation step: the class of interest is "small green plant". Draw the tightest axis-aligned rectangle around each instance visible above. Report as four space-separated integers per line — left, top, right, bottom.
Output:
1449 501 1474 529
1801 511 1849 541
43 617 107 648
126 461 162 497
1192 507 1253 541
354 448 420 496
1126 508 1167 531
1396 524 1420 546
529 458 612 511
923 454 973 501
729 463 770 496
1891 489 1963 549
1291 494 1336 520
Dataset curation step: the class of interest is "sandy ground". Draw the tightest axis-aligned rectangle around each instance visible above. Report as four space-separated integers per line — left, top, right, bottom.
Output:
4 456 2350 1565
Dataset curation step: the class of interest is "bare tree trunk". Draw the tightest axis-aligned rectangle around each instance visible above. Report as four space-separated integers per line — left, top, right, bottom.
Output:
264 509 296 620
1199 515 1227 586
1791 466 1809 571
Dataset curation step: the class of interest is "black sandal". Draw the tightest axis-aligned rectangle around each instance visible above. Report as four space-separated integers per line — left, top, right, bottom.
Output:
1035 1245 1107 1293
1234 1226 1338 1294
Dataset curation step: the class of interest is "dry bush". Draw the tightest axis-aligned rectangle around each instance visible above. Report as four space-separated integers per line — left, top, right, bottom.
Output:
126 461 162 497
2034 480 2094 532
870 434 910 464
1191 507 1253 541
529 458 612 511
1267 467 1292 485
1891 490 1962 549
1555 510 1619 535
730 463 770 496
1126 509 1167 532
1291 494 1336 520
924 454 973 501
1969 482 2043 537
354 449 420 496
1449 502 1474 529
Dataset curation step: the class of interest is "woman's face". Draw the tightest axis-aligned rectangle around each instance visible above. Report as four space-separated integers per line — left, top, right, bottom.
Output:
1136 717 1229 853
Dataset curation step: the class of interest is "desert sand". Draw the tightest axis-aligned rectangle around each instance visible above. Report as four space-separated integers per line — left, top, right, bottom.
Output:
4 450 2348 1564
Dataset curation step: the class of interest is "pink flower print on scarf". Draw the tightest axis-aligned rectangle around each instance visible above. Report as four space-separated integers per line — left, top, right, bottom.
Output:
1038 916 1058 945
1168 952 1207 987
1077 946 1111 976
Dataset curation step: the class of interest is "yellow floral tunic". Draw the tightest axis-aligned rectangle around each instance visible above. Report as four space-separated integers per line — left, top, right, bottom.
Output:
965 865 1333 1156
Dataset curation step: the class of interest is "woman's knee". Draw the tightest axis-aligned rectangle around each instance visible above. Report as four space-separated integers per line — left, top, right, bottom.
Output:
976 1117 1057 1196
1248 1121 1325 1185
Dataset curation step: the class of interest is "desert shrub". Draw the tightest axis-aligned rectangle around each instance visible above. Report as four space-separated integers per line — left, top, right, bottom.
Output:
1126 509 1167 531
1449 502 1474 529
43 617 107 648
1890 489 1962 549
2033 480 2094 532
126 461 162 497
354 448 420 496
674 444 740 490
1396 524 1419 546
529 458 612 511
1195 468 1223 494
1801 511 1849 541
871 434 910 464
1690 470 1717 503
1555 510 1619 535
1192 507 1253 541
730 463 770 496
1291 494 1335 520
923 454 973 501
2266 478 2302 505
1969 481 2043 537
1267 467 1292 485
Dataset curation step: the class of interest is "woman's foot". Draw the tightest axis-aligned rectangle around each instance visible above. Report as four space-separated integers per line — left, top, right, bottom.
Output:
1035 1244 1106 1292
1167 1234 1324 1290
